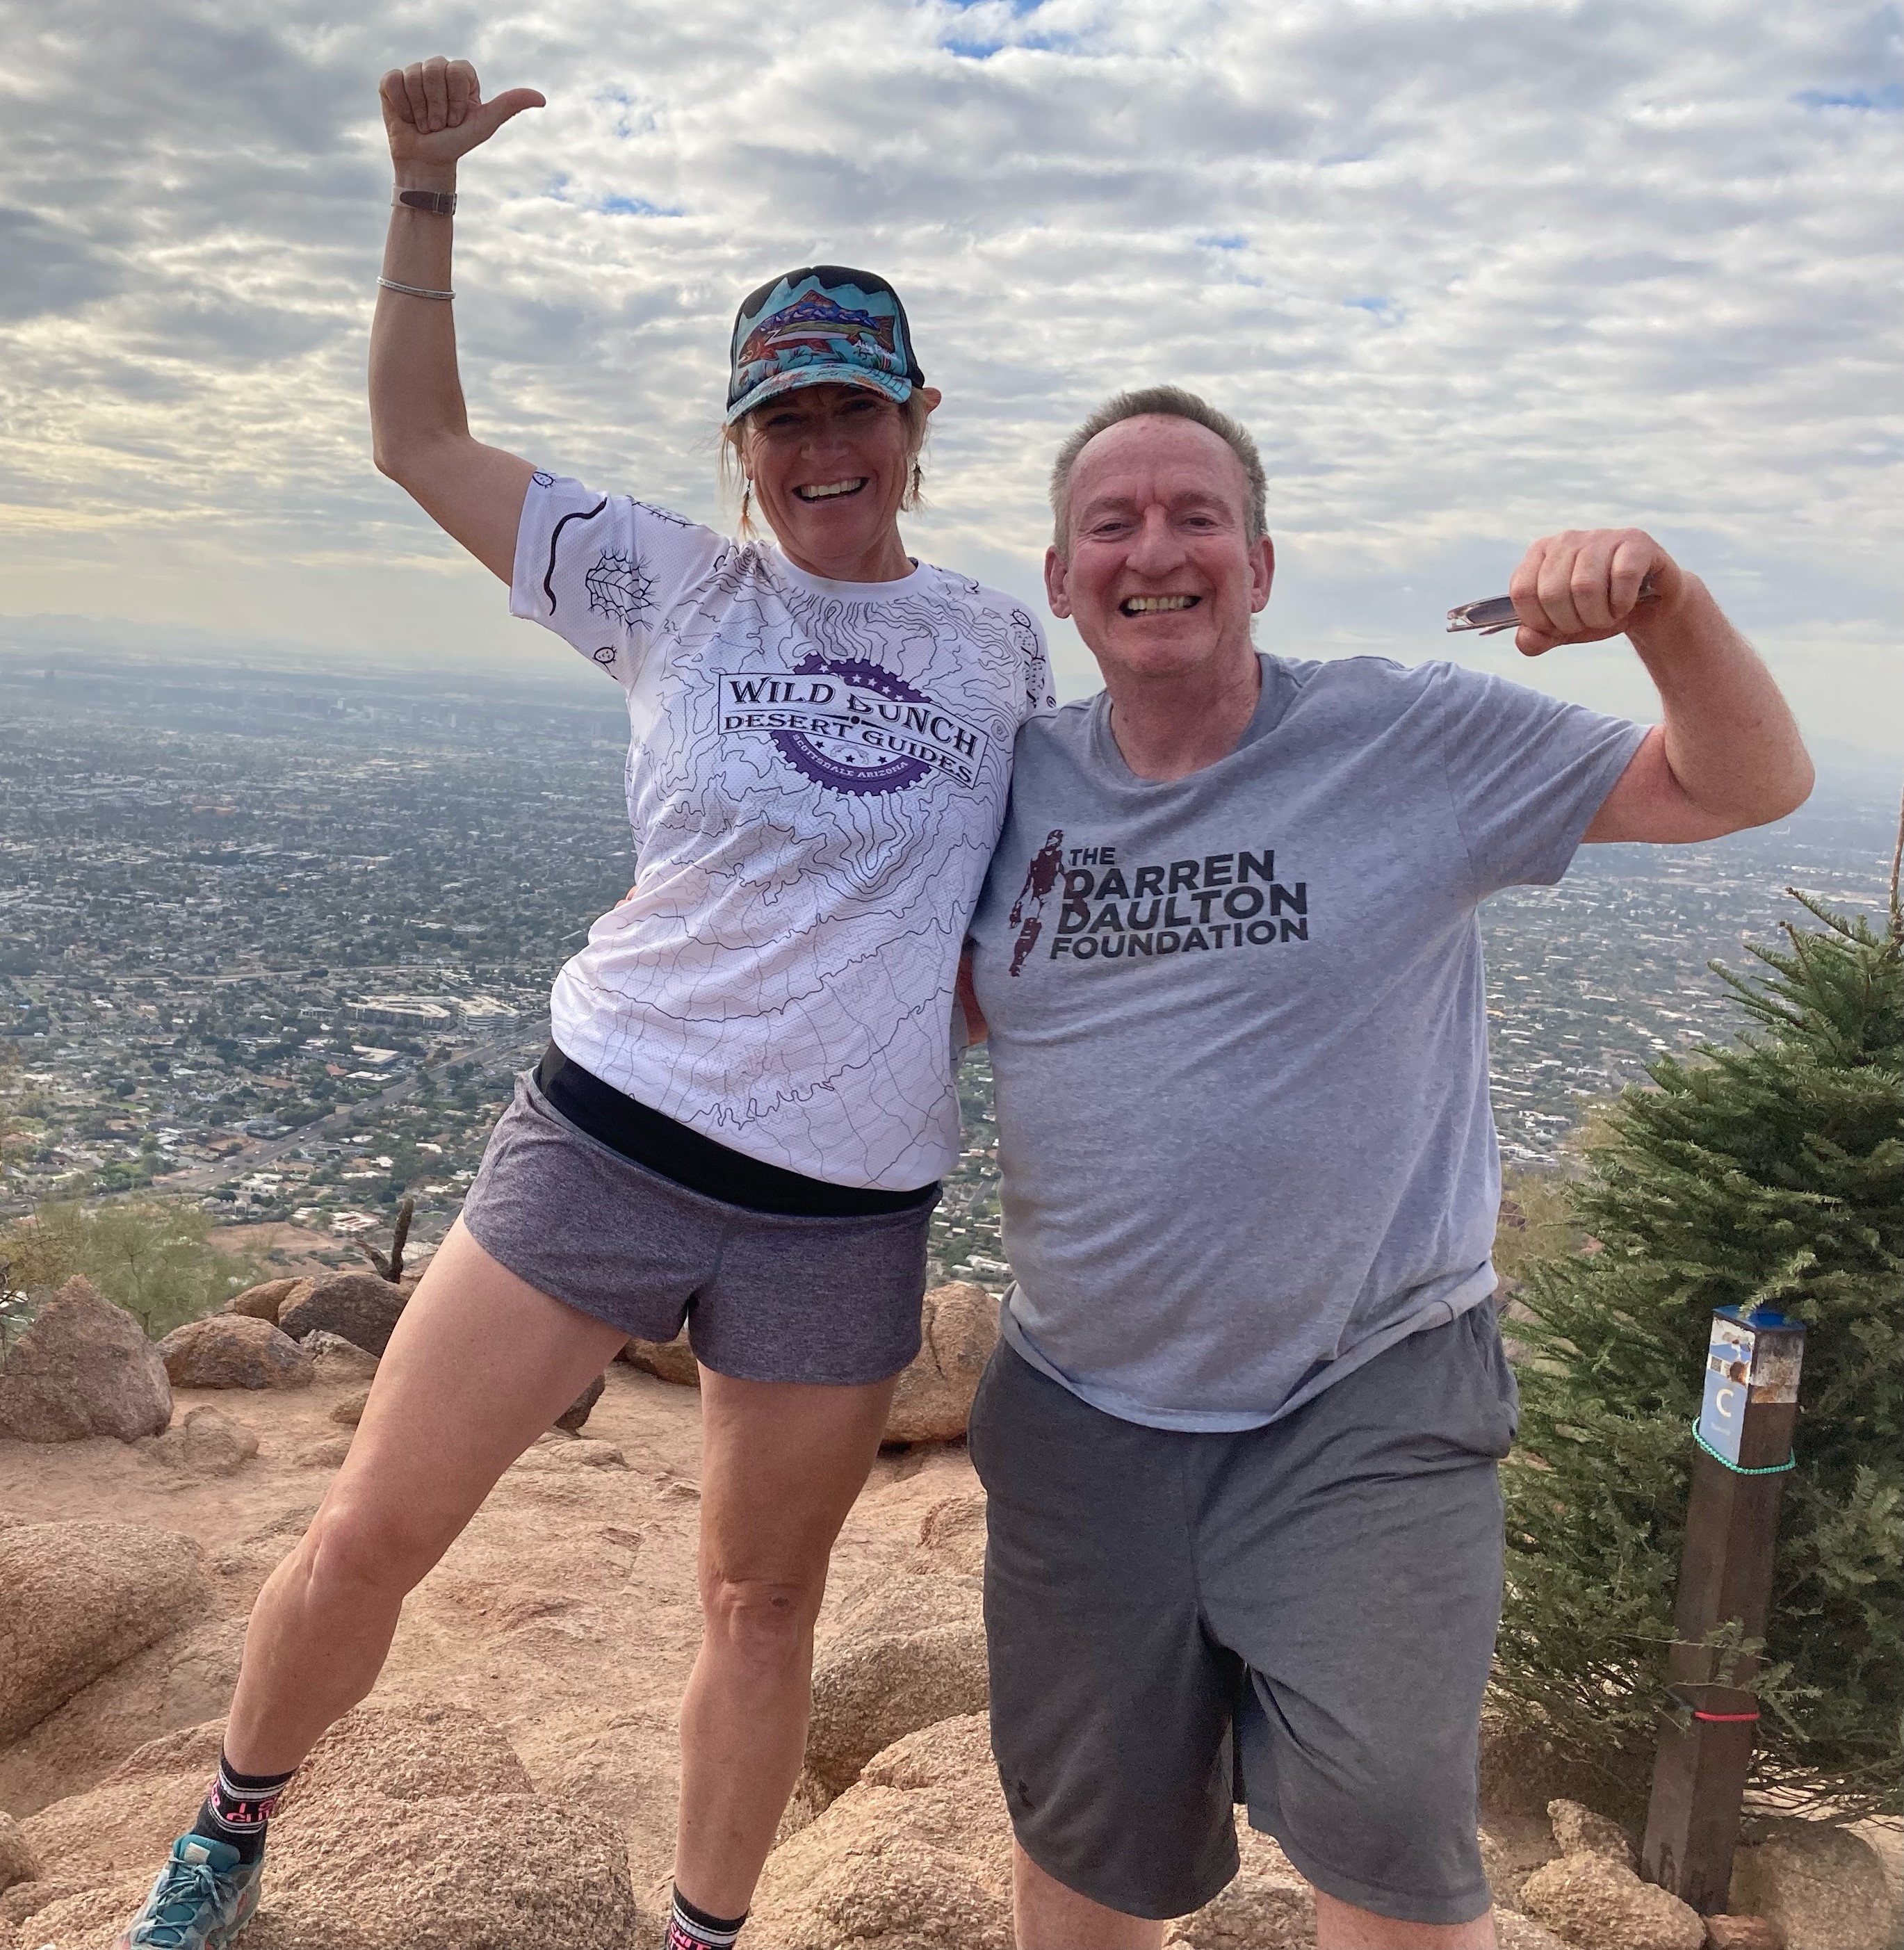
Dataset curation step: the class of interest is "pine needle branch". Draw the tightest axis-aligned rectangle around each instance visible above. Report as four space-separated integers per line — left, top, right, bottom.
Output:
1890 783 1903 945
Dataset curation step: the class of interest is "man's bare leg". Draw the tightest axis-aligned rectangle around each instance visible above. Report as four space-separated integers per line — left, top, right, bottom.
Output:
672 1367 900 1920
223 1219 629 1772
1013 1842 1167 1950
1013 1842 1497 1950
1312 1890 1496 1948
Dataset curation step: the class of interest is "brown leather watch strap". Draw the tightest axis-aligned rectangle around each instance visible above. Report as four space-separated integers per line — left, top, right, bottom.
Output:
393 187 457 216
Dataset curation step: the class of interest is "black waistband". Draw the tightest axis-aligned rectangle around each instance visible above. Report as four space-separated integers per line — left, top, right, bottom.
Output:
534 1044 938 1219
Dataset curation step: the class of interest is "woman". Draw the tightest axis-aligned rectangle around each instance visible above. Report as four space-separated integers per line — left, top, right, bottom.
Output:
115 55 1050 1950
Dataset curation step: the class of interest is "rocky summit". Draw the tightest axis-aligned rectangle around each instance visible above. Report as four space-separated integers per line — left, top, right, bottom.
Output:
1 1297 1896 1950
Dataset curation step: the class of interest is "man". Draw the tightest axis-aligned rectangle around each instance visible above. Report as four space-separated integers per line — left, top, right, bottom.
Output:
962 385 1812 1950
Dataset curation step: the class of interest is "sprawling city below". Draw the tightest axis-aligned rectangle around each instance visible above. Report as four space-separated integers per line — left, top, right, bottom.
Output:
3 647 1898 1290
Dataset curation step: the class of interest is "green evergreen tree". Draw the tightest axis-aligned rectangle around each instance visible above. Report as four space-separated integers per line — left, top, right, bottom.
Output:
1496 819 1904 1817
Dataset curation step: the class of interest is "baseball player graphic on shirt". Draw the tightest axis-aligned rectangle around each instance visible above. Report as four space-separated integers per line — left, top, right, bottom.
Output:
1009 828 1066 975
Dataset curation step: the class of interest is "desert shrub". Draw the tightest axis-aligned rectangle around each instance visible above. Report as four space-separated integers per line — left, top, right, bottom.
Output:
0 1196 263 1342
1497 884 1904 1817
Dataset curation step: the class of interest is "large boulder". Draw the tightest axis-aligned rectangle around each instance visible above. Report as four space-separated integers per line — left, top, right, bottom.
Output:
227 1277 304 1324
884 1283 995 1444
157 1313 314 1390
1727 1817 1894 1950
147 1405 261 1477
0 1521 215 1743
18 1701 640 1949
0 1812 40 1892
277 1272 407 1357
802 1572 989 1804
748 1713 1014 1950
0 1278 172 1443
13 1719 226 1908
913 1493 987 1577
1520 1850 1704 1950
0 1613 244 1819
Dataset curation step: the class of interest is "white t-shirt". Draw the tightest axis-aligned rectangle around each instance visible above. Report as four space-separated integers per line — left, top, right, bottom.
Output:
511 472 1054 1191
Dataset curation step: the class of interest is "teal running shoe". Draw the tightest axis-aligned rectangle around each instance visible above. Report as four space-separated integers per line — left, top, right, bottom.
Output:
113 1834 262 1949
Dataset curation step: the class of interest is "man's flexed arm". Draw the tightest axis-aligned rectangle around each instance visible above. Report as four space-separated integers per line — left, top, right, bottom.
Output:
1504 528 1814 844
369 57 544 582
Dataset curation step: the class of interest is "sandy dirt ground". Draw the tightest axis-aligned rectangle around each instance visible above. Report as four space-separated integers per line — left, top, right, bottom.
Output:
0 1363 980 1907
204 1222 366 1278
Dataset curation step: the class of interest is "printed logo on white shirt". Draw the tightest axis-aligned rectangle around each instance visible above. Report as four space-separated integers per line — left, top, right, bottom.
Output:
717 656 992 793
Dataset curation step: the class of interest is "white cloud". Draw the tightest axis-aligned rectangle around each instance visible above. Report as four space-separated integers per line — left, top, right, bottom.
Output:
0 0 1898 749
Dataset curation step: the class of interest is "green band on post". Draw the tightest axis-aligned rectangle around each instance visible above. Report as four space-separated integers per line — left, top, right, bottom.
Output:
1691 1417 1796 1476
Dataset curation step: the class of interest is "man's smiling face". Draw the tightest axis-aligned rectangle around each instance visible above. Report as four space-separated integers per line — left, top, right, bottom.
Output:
1045 414 1274 684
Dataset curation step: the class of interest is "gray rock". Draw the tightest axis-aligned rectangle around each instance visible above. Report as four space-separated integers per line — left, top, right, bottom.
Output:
1547 1797 1634 1867
1728 1817 1894 1950
619 1327 700 1386
277 1271 407 1356
157 1314 314 1390
1521 1851 1704 1950
147 1406 260 1477
802 1571 988 1804
329 1387 371 1427
226 1277 304 1324
555 1371 605 1433
304 1329 380 1382
1703 1917 1789 1950
0 1278 172 1443
0 1521 215 1743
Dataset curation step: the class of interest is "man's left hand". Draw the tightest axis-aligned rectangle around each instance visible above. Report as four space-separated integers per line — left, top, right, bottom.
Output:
1507 528 1686 656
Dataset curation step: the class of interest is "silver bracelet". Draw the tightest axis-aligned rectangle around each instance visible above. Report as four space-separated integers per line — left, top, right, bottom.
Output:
377 275 455 302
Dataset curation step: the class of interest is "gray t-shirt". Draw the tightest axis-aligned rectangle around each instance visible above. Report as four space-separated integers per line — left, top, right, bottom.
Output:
968 651 1649 1432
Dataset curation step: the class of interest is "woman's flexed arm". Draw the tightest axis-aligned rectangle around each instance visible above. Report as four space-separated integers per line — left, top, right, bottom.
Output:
369 57 544 582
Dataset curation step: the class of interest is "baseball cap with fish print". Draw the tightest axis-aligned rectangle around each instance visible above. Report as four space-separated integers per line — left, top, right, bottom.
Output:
724 266 926 426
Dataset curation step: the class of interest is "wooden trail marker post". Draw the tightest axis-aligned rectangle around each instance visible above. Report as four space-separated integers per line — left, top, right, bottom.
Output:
1641 1305 1805 1913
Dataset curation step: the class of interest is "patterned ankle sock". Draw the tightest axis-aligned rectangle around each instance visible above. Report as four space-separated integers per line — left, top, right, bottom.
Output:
665 1885 747 1949
190 1750 295 1866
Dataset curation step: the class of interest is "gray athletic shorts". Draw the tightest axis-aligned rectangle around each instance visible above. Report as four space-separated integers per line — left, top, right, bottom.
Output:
970 1303 1517 1925
459 1074 937 1386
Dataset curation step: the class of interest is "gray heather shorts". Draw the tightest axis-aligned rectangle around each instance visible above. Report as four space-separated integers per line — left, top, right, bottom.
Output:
970 1303 1517 1926
459 1075 937 1386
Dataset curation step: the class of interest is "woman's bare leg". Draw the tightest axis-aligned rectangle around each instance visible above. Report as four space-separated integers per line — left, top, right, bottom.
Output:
222 1218 628 1774
672 1368 900 1918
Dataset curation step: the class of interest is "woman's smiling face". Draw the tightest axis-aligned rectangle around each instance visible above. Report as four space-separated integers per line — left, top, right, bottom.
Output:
740 382 930 581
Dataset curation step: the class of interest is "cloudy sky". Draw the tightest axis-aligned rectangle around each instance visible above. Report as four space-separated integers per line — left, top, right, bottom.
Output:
1 0 1898 745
